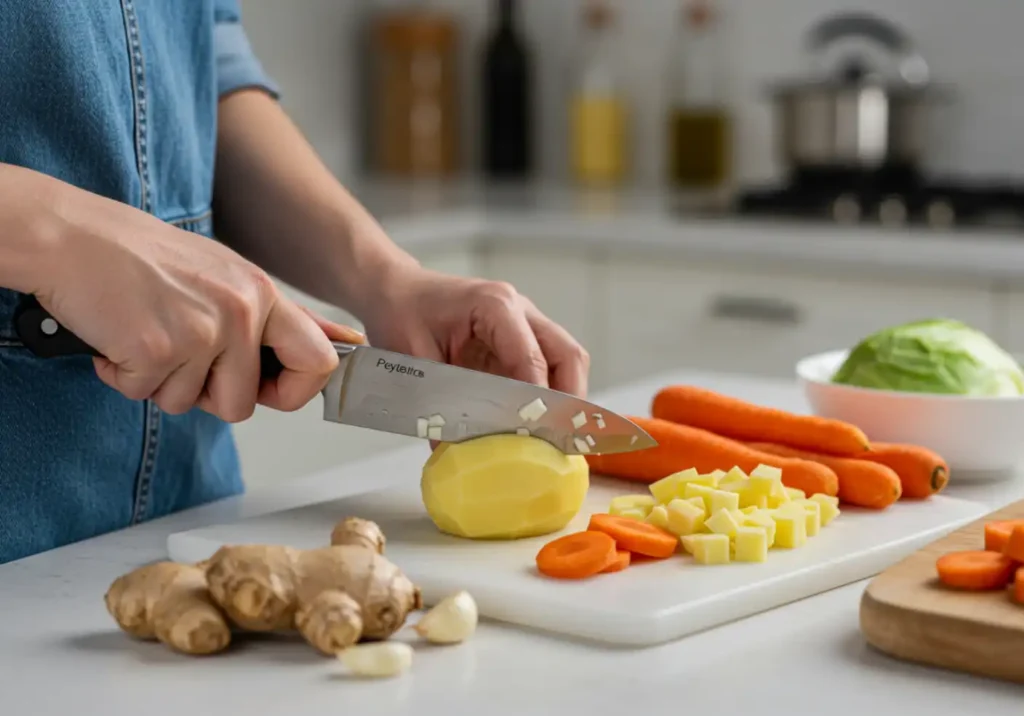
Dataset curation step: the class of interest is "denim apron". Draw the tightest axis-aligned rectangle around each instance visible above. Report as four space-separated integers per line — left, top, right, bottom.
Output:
0 0 278 563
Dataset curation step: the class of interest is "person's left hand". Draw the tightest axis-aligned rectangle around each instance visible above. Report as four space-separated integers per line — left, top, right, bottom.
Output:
360 267 590 398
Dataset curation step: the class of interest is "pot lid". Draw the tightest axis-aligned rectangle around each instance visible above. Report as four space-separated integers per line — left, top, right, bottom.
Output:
769 12 952 96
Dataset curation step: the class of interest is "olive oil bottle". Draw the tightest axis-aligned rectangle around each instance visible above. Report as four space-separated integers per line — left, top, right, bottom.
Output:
668 0 731 189
569 1 627 186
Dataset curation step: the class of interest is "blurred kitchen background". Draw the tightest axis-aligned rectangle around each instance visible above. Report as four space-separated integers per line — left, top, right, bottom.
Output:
240 0 1023 190
233 0 1024 486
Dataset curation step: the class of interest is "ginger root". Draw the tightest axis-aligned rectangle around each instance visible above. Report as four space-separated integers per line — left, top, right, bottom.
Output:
204 542 422 655
331 517 386 554
105 517 423 659
104 562 231 656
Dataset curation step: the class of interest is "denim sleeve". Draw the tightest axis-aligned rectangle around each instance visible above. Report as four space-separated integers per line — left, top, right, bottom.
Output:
213 0 280 99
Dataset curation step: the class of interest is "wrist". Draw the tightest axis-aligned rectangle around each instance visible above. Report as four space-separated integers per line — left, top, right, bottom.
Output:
0 164 68 294
330 212 424 321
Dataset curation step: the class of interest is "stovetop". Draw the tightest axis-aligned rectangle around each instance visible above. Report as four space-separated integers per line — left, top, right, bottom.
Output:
733 166 1024 230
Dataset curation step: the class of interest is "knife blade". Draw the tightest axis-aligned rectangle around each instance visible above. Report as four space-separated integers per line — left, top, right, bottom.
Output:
13 294 656 455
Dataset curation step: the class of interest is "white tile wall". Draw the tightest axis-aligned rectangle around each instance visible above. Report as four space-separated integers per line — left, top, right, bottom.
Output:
239 0 1024 187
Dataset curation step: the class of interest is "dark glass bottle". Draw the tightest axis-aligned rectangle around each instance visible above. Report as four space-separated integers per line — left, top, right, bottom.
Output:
481 0 532 178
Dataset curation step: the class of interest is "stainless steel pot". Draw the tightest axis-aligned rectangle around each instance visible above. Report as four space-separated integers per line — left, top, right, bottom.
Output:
768 13 947 170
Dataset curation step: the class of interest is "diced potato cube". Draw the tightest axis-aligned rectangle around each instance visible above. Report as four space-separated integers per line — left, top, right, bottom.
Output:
810 494 841 526
750 464 782 481
740 505 759 515
709 489 740 514
688 473 720 488
617 508 647 522
767 482 792 509
650 468 717 503
665 498 706 536
723 466 748 482
705 508 742 538
646 505 671 531
689 534 731 565
800 500 822 536
683 483 717 511
718 479 747 494
685 496 707 514
771 512 807 549
734 526 769 563
748 464 782 498
742 512 776 547
609 494 657 516
735 486 769 509
649 472 686 504
785 487 806 501
680 534 698 555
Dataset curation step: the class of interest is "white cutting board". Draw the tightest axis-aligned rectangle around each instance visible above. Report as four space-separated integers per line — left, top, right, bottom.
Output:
168 477 987 647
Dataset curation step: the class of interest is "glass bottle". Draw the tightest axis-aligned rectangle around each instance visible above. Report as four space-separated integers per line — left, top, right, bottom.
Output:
668 0 731 189
569 1 627 187
481 0 533 178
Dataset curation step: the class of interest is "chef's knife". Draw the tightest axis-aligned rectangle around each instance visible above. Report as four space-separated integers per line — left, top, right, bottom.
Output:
12 295 656 455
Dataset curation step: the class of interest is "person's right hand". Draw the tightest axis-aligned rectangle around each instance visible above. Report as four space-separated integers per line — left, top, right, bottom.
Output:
30 179 361 422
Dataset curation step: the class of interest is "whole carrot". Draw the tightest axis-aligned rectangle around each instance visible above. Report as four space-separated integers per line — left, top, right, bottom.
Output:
860 442 949 499
748 442 901 509
585 416 838 497
651 385 870 456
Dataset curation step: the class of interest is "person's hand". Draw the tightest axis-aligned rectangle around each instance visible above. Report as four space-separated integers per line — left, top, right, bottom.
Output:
30 179 362 421
360 267 590 397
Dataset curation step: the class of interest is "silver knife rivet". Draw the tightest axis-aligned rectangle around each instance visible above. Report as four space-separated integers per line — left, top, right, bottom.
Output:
40 318 58 336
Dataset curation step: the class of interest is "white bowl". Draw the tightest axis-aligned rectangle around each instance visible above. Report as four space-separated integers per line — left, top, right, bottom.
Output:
796 349 1024 475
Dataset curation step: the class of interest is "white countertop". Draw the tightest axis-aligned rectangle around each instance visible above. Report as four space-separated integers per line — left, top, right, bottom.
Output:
354 179 1024 283
4 369 1024 715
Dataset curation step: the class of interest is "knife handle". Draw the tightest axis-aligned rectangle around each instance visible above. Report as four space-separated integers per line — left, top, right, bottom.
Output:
14 294 286 380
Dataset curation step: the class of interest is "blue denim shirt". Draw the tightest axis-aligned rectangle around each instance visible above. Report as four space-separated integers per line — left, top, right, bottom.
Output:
0 0 279 563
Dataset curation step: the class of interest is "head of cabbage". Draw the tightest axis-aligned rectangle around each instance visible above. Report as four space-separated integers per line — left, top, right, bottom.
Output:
831 319 1024 396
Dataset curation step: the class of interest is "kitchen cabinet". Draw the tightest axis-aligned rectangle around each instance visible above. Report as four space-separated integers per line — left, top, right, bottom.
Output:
993 287 1024 356
601 255 998 386
477 244 611 390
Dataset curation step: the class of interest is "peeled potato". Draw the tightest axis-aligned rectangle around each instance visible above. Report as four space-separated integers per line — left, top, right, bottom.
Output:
421 434 589 540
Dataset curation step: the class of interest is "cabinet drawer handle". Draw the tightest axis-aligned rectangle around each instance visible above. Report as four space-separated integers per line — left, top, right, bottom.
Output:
709 296 802 325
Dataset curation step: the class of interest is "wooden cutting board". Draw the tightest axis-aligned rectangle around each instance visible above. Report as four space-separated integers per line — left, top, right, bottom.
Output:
860 499 1024 684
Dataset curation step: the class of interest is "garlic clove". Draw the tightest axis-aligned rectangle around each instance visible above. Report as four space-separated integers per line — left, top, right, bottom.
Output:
414 590 478 644
337 642 413 678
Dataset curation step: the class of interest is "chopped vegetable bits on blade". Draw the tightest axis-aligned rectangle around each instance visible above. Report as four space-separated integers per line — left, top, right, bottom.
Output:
518 397 548 422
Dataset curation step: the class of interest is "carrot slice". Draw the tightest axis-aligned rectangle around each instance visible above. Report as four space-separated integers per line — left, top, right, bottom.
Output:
1003 525 1024 563
651 385 869 456
535 531 618 580
600 550 631 573
585 416 838 497
984 520 1024 553
861 442 949 499
1013 567 1024 606
748 442 901 508
936 550 1017 590
587 513 678 559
